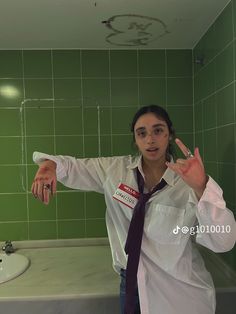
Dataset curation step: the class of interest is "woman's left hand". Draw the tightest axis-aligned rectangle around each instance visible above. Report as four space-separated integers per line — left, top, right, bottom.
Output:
166 138 208 199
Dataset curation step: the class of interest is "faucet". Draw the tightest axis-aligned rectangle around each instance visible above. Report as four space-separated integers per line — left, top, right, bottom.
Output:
2 240 15 254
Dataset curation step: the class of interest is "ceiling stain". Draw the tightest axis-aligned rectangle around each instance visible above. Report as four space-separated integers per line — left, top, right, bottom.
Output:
102 14 170 47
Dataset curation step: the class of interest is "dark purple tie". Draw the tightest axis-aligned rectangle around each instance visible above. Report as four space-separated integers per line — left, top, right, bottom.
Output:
124 168 167 314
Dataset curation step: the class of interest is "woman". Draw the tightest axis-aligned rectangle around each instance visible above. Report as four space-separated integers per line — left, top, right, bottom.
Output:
32 105 236 314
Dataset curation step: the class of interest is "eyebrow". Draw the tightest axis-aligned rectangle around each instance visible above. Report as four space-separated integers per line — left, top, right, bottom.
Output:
135 123 166 132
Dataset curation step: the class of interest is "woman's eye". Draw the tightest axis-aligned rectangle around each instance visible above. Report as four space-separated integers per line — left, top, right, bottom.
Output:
137 131 146 137
154 128 163 134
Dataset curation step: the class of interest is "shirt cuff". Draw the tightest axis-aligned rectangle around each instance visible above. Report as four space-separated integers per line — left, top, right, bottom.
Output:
198 176 226 211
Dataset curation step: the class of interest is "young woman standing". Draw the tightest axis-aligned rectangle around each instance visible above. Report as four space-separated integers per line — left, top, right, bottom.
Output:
32 105 236 314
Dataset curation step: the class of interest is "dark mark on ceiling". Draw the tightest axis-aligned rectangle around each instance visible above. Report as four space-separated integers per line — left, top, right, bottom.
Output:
102 14 170 47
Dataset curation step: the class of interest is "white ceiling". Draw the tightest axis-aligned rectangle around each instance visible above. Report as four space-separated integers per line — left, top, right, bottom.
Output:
0 0 231 49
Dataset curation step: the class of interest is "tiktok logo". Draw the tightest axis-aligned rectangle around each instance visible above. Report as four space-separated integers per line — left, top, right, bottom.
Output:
173 225 180 234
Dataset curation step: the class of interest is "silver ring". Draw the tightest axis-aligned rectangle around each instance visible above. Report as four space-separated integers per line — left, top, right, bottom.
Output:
43 184 51 190
186 149 194 159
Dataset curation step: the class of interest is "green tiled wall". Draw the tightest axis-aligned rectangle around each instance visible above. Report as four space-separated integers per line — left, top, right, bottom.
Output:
193 0 236 269
0 49 193 241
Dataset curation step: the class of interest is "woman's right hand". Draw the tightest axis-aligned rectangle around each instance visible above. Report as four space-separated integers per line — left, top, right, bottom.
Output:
31 160 57 205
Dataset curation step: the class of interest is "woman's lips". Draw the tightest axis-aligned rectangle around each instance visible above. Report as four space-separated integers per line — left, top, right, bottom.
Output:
146 148 159 152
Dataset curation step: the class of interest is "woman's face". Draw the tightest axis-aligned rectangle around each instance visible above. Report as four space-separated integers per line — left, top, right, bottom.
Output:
134 113 170 162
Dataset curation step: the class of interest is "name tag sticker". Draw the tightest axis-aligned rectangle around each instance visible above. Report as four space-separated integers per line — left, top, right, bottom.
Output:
113 183 140 209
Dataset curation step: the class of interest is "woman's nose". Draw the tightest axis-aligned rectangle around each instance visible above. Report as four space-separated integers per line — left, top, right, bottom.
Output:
146 133 155 143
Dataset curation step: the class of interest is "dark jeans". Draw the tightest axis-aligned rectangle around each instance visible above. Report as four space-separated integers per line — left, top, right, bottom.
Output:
119 269 141 314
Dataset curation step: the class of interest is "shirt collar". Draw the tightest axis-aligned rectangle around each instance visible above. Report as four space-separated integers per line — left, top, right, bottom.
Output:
127 155 176 187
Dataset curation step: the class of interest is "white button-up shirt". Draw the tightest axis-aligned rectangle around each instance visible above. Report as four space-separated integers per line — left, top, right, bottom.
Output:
33 152 236 314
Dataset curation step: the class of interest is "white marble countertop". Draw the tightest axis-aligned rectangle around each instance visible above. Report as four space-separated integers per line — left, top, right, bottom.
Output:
0 241 119 301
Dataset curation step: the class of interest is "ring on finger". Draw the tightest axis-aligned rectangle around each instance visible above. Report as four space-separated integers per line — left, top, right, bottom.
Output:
186 148 194 159
43 184 51 190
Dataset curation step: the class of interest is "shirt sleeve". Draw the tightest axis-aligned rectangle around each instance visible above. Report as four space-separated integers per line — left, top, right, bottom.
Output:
33 152 119 194
194 176 236 252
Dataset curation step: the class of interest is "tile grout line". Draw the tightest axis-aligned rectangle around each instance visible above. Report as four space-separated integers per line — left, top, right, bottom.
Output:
79 50 87 238
51 49 59 239
20 49 30 240
108 49 113 155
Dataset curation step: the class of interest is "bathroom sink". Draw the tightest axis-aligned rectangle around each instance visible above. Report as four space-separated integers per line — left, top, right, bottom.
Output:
0 252 30 284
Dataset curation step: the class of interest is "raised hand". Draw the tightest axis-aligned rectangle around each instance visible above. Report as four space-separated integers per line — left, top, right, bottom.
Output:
31 160 57 205
166 138 208 199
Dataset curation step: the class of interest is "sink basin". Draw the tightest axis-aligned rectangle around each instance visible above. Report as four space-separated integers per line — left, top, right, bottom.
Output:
0 252 30 284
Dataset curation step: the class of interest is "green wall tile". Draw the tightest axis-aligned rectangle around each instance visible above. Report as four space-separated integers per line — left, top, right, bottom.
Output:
84 136 99 157
26 108 54 136
220 250 236 271
0 137 22 164
27 164 40 191
110 50 137 77
84 107 98 134
166 50 192 77
23 50 52 78
234 0 236 37
194 102 203 132
193 39 204 75
0 79 24 107
58 220 85 239
218 163 236 206
167 106 193 133
0 165 25 193
53 78 81 104
214 2 233 54
204 129 217 162
81 50 109 77
28 194 56 221
55 107 83 135
200 24 217 64
216 83 234 126
57 192 85 219
24 79 53 99
112 107 137 134
111 78 138 107
193 71 202 103
52 50 81 78
203 95 217 129
138 50 165 77
0 51 22 78
26 136 55 164
82 78 110 107
194 132 204 157
0 194 27 221
200 61 215 99
139 78 166 106
217 125 235 163
112 134 134 156
167 78 193 106
86 192 106 219
100 135 112 156
99 108 111 135
86 219 107 238
29 221 57 240
215 43 234 90
204 162 218 181
55 135 83 157
0 222 28 241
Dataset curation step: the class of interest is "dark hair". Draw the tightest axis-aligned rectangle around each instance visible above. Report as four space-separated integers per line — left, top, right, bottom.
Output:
130 105 176 159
